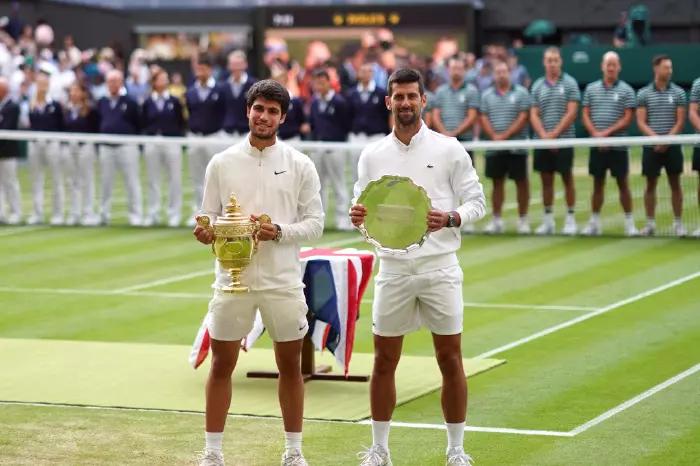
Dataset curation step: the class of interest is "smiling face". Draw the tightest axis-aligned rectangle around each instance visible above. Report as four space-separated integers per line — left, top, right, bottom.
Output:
386 81 425 128
247 97 286 140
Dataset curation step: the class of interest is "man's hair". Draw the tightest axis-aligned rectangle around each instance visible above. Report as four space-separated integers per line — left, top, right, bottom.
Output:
652 54 670 67
544 46 561 58
228 49 247 61
387 68 425 96
311 68 330 80
245 79 290 114
198 53 214 68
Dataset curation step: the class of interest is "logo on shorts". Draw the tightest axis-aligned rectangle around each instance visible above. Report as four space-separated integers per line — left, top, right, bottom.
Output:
274 170 287 175
299 322 307 331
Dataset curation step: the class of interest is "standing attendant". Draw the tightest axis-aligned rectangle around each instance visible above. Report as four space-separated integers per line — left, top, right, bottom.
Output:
686 76 700 237
636 55 687 236
96 69 143 226
222 50 256 139
27 70 64 225
350 69 485 466
62 82 100 226
580 51 638 236
309 68 352 230
0 77 22 225
530 47 581 235
185 55 225 227
141 68 186 227
272 69 309 142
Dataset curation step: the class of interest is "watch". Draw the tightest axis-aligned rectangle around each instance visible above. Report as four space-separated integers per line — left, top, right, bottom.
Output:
446 212 458 228
274 224 282 242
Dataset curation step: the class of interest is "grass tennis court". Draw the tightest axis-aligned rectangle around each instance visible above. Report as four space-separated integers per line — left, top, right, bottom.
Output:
1 225 699 465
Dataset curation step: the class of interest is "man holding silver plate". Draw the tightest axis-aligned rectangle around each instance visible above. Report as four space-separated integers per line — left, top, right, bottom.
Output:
350 69 485 466
193 80 324 466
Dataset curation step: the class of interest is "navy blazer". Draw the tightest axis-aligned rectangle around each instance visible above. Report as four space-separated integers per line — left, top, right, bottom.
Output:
347 86 390 135
221 75 256 134
185 83 225 135
309 93 351 142
0 99 19 158
141 94 185 136
97 95 140 134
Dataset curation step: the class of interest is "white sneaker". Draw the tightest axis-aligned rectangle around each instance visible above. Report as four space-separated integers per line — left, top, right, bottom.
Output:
673 223 687 237
26 215 43 225
535 221 554 235
482 219 504 234
461 223 475 234
6 214 22 225
81 214 101 226
581 220 601 236
639 224 655 237
197 449 224 466
128 215 143 227
357 445 392 466
561 216 578 236
692 228 700 238
518 220 532 235
446 447 475 465
49 215 64 226
281 448 308 466
625 224 639 237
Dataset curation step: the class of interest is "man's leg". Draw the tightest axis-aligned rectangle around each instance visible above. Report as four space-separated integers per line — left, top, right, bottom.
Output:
432 333 467 424
616 176 636 235
535 170 555 234
642 175 658 235
668 173 685 236
274 339 304 432
582 176 605 236
371 335 404 422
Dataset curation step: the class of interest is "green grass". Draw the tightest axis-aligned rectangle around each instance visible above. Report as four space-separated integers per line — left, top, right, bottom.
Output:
1 226 699 465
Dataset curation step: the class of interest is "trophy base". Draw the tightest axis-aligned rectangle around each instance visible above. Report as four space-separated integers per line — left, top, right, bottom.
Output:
220 284 250 294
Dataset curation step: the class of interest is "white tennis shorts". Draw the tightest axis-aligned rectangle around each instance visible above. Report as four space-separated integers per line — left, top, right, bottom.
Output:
207 288 308 342
372 263 464 337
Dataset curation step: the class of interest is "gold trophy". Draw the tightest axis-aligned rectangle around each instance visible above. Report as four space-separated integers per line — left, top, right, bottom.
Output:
196 194 271 293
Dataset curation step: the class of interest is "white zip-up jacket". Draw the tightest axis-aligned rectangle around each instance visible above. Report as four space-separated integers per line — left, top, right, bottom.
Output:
353 123 485 272
201 135 324 291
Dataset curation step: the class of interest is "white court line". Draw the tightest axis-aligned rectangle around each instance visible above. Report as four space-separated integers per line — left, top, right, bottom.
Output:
0 226 49 237
475 270 700 359
115 236 365 293
0 401 570 437
0 286 209 300
357 419 572 437
568 363 700 436
360 298 596 312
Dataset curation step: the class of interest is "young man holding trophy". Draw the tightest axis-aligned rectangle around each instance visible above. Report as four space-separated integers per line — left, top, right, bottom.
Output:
350 69 486 466
193 80 324 466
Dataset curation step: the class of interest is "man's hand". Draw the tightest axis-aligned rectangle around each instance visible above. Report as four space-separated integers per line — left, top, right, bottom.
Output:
193 222 214 245
426 209 449 232
654 145 669 154
350 204 366 227
251 214 278 241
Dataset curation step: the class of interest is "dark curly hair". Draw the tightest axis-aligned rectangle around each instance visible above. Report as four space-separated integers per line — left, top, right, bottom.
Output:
245 79 290 115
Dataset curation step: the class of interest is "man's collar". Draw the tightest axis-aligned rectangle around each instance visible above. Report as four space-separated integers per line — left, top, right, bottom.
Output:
151 90 171 101
243 133 279 155
391 121 427 149
357 80 376 93
110 87 127 99
196 77 216 90
230 72 249 85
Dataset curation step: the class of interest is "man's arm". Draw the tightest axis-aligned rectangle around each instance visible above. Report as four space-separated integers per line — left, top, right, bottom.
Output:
530 105 548 139
499 111 528 140
479 113 497 140
432 107 449 135
636 106 656 137
275 159 324 243
452 143 486 225
452 108 478 138
581 106 598 136
603 108 634 137
193 158 221 244
549 101 578 138
690 102 700 133
668 106 686 136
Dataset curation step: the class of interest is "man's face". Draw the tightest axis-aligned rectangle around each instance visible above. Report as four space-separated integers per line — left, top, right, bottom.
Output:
602 56 621 82
358 64 373 85
247 97 285 140
153 72 169 93
36 73 50 93
493 62 510 87
312 76 331 96
654 59 673 81
543 51 562 76
195 63 211 82
228 55 247 76
386 81 425 127
448 59 465 82
106 73 122 95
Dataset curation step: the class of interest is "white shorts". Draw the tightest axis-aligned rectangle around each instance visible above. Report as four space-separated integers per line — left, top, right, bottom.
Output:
372 264 464 337
207 288 308 342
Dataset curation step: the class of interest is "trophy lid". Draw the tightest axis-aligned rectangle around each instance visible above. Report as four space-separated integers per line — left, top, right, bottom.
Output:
215 194 251 226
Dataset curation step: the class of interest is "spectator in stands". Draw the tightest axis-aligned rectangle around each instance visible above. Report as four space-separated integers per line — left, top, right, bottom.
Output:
272 68 308 141
309 68 352 230
62 34 81 68
636 55 687 237
185 53 225 227
479 60 532 234
580 51 638 236
168 71 186 104
0 76 21 225
96 68 142 226
62 81 100 226
222 50 256 139
530 46 580 235
347 61 390 181
689 76 700 237
141 68 185 227
27 69 64 225
126 54 150 105
508 50 531 89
